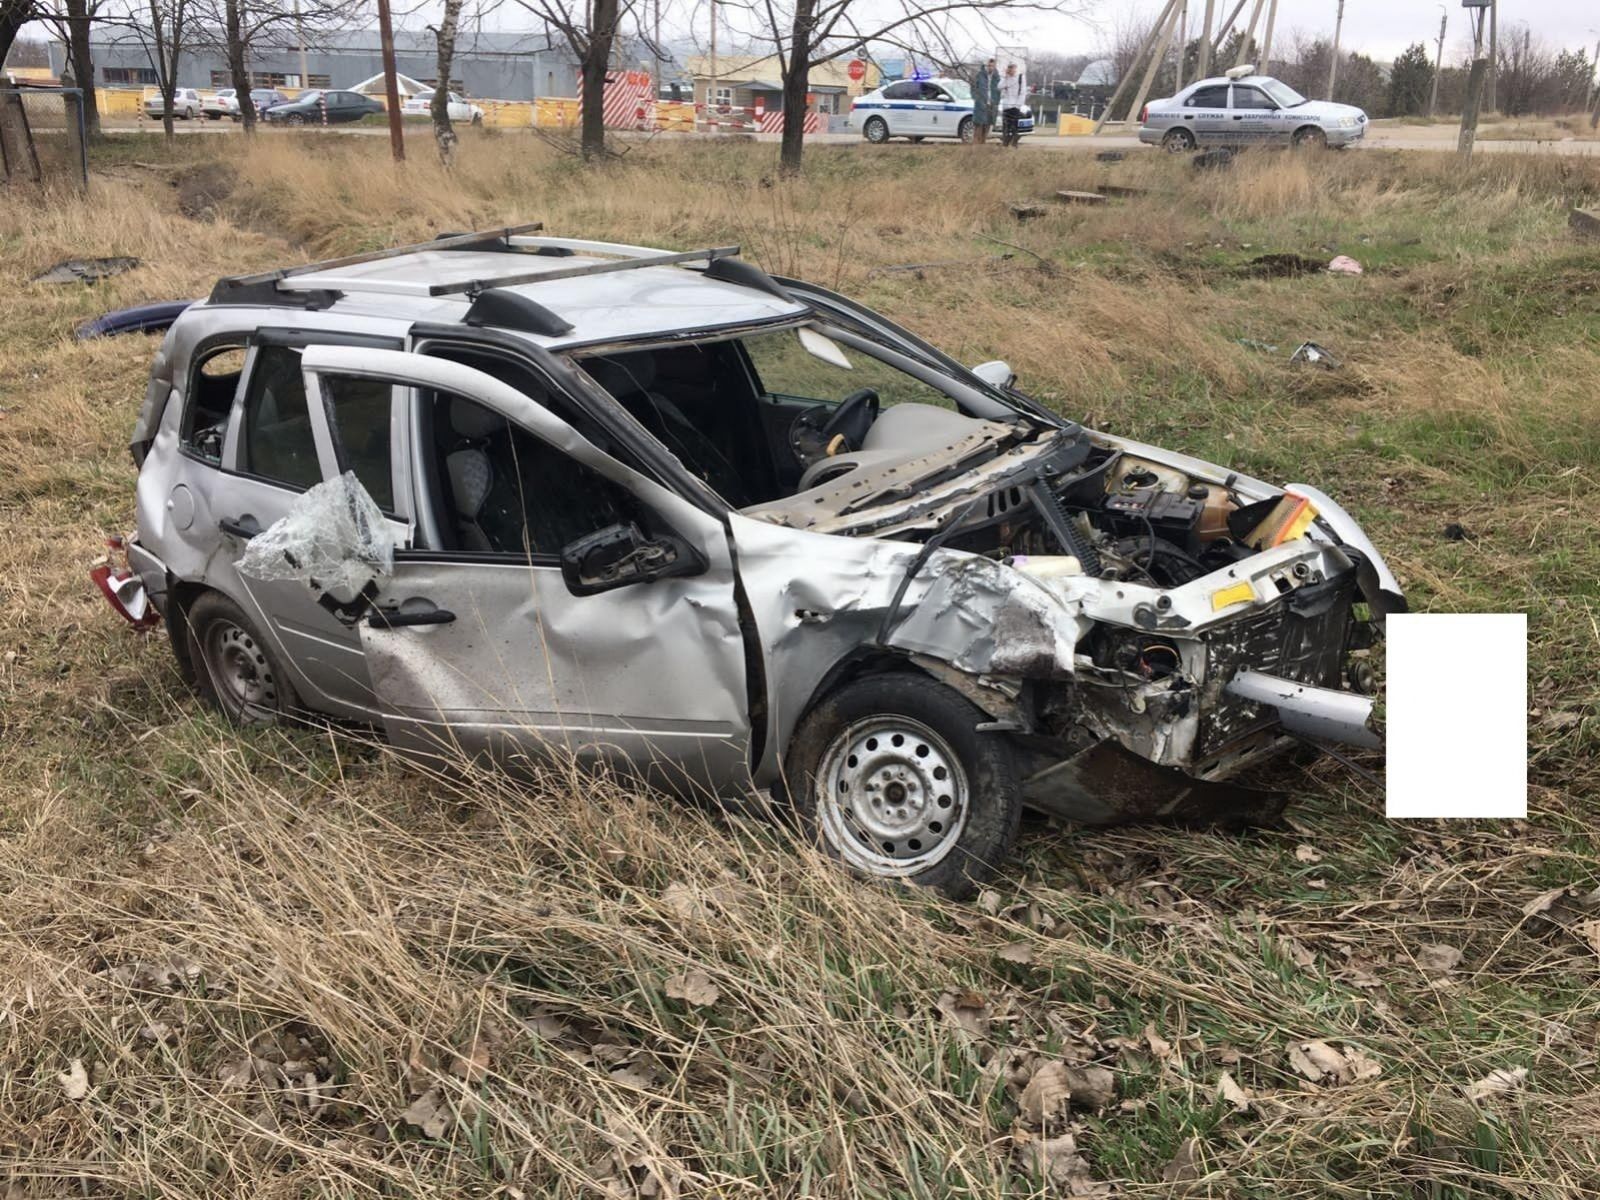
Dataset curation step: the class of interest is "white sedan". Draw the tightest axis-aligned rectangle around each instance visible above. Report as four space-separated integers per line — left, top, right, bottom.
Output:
144 88 200 120
202 88 238 120
401 89 484 124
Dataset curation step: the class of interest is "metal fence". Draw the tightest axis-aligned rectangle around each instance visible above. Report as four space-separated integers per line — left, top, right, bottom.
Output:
0 87 89 191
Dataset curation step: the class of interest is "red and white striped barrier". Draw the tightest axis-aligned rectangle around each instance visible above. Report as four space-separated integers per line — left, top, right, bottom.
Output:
577 69 655 130
700 104 821 135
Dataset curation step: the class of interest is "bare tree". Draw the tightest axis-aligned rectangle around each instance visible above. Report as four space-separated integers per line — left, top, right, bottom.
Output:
430 0 463 161
39 0 103 136
1 0 38 71
191 0 361 134
511 0 629 159
97 0 195 137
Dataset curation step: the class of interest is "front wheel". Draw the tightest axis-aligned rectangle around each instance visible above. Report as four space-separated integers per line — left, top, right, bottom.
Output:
958 116 973 143
1161 127 1196 153
1293 125 1328 150
863 116 889 144
784 673 1023 899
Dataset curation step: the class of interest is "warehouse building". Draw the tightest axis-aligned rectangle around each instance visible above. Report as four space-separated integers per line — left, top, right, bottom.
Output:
46 27 583 102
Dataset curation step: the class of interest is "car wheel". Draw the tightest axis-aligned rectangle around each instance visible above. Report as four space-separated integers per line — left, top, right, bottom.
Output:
1161 127 1196 153
185 592 300 726
863 116 889 144
286 112 305 126
471 111 483 126
1293 125 1328 150
958 116 973 143
783 672 1023 900
205 111 218 120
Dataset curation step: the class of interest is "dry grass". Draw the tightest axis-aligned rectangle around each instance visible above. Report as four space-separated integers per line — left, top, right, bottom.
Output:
2 132 1599 1198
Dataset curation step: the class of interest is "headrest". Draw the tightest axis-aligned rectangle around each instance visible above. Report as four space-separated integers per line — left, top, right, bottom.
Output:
449 396 504 439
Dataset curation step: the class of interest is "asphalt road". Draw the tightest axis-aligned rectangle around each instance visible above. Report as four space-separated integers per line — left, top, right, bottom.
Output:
101 118 1600 156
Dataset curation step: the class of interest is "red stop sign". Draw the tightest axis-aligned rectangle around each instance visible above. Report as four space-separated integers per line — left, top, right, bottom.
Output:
848 59 866 82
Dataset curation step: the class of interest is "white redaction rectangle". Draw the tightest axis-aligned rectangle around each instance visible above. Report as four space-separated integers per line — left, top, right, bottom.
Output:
1385 613 1527 819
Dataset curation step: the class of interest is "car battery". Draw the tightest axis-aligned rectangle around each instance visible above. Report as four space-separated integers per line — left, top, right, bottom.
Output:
1102 487 1203 548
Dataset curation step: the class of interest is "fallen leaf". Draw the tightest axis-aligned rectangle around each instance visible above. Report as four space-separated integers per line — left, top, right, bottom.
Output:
402 1087 451 1138
1217 1071 1252 1113
58 1059 90 1101
1287 1039 1380 1086
1019 1061 1073 1126
1418 944 1463 974
139 1021 176 1045
937 989 991 1038
997 942 1034 965
978 889 1004 916
1013 1129 1110 1195
1143 1022 1173 1060
1162 1137 1202 1184
1295 844 1323 864
1063 1063 1117 1109
1578 919 1600 955
1523 887 1567 918
450 1039 492 1084
1464 1065 1528 1100
664 969 719 1007
661 881 705 922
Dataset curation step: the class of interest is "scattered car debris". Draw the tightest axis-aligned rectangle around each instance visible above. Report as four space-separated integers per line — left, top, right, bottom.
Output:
1010 202 1048 220
1327 255 1364 276
101 226 1406 899
1193 147 1235 171
1095 150 1126 163
1289 341 1341 368
1442 522 1474 542
1464 1065 1529 1101
1570 206 1600 240
1055 190 1107 206
1237 338 1280 353
1097 183 1149 198
31 256 140 285
76 299 195 340
1245 253 1324 278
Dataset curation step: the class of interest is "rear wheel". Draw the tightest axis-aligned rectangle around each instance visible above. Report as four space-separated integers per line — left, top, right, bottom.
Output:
784 673 1023 899
185 592 299 725
286 112 305 126
1293 125 1328 149
863 116 889 144
958 116 973 143
1161 126 1196 153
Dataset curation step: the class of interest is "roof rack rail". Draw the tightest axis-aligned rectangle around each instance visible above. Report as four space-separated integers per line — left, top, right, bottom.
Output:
213 221 546 295
427 244 741 298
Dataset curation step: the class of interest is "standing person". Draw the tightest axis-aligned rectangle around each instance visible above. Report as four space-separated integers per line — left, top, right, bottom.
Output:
999 60 1027 148
972 58 1000 144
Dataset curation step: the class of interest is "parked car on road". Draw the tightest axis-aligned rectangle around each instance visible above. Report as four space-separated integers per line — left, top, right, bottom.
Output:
402 89 485 124
1140 66 1367 152
849 77 1033 144
144 88 201 121
101 229 1403 898
262 89 385 125
202 88 238 120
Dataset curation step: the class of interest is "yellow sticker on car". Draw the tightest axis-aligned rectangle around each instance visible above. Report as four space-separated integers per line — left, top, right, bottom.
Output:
1211 580 1256 611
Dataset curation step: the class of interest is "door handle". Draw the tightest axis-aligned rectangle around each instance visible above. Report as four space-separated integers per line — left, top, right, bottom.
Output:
366 606 457 628
218 516 260 540
1233 115 1244 121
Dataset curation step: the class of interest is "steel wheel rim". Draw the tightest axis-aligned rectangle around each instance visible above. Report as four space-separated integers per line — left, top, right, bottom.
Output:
203 619 278 719
1163 130 1192 153
815 715 969 876
866 119 887 143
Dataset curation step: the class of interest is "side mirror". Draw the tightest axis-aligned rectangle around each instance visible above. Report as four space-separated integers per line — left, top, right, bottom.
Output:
560 522 705 597
970 360 1017 389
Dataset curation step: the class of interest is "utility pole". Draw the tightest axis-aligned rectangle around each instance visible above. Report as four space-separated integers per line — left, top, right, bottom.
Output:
293 0 309 90
1486 0 1497 113
707 0 717 117
1327 0 1345 101
653 0 661 96
1429 6 1446 117
375 0 405 161
1196 0 1215 79
1175 0 1186 91
1591 31 1599 129
1458 2 1488 159
1260 0 1278 73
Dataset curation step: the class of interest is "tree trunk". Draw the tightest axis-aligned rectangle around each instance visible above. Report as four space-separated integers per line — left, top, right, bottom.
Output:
224 0 252 134
64 0 100 138
0 0 33 75
579 0 617 160
431 0 462 164
778 0 815 175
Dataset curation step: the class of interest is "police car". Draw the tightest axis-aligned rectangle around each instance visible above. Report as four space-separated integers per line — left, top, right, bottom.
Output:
1139 66 1366 151
848 76 1033 144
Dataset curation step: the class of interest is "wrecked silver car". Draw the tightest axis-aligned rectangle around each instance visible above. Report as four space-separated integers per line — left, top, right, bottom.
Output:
100 226 1405 897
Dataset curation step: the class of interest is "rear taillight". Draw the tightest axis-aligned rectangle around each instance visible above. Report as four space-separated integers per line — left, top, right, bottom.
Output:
1139 104 1148 123
90 536 159 630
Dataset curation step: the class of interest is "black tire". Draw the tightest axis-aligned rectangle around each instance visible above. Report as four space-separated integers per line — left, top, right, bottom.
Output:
206 112 219 121
184 591 300 726
958 116 973 143
783 672 1023 900
863 116 889 144
1161 127 1195 153
471 112 483 126
286 112 305 126
1293 125 1328 149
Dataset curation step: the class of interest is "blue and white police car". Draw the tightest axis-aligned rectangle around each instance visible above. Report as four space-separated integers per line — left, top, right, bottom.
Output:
848 76 1034 144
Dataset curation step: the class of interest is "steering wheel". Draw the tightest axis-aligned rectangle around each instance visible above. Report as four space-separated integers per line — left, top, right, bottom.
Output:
818 388 880 453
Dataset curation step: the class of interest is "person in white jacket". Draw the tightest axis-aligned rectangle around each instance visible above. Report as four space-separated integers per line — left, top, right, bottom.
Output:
998 61 1027 147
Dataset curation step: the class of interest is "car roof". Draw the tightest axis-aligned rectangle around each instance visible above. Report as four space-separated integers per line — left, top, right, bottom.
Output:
1183 74 1279 91
198 236 808 351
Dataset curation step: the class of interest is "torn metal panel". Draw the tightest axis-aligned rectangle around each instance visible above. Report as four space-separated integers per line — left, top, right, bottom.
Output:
1022 739 1288 829
1225 671 1380 749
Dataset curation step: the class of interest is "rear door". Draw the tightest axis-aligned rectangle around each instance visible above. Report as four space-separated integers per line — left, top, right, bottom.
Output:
1181 83 1231 144
299 347 755 794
